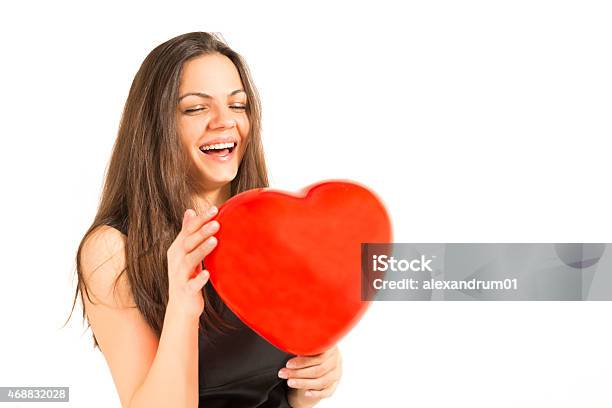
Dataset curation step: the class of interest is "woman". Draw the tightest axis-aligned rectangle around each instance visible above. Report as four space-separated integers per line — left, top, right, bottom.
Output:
68 32 342 408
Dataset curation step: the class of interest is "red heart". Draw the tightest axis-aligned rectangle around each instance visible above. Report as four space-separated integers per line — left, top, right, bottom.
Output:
204 180 392 355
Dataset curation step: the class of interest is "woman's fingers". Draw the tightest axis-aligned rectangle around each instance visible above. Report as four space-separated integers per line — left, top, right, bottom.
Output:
282 346 342 400
286 365 340 391
182 220 220 253
182 208 197 229
279 356 334 379
181 206 218 237
181 236 217 279
171 207 219 282
165 208 219 319
286 347 337 369
304 381 339 399
187 269 210 292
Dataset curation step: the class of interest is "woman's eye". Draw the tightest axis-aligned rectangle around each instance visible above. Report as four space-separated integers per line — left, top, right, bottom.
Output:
185 107 205 113
184 105 245 114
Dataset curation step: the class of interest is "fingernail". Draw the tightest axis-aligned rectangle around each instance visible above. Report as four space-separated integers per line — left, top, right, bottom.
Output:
207 220 220 232
305 391 313 397
287 379 297 387
207 206 218 216
277 369 288 379
286 361 295 368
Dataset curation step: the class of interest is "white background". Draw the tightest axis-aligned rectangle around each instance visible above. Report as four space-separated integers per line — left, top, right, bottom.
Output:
1 1 611 407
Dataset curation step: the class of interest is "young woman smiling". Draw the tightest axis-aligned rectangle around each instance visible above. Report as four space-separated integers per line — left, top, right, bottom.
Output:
68 32 342 408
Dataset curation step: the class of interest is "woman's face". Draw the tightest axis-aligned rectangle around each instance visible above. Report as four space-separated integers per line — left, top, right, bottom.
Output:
177 53 250 191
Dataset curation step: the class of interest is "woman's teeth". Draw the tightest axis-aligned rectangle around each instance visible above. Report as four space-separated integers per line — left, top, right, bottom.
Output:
199 142 236 156
200 142 235 151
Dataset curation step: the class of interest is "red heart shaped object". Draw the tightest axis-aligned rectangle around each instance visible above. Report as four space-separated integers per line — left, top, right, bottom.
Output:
204 180 392 355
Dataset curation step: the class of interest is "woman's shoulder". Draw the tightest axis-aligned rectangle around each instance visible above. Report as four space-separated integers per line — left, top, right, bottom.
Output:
80 224 132 307
81 225 127 269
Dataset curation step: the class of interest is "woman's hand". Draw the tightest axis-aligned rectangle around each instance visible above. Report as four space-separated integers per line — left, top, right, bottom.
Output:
166 207 219 319
280 346 343 408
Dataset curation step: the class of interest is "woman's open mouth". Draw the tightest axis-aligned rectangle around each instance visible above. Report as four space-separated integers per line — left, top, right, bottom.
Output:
198 141 237 162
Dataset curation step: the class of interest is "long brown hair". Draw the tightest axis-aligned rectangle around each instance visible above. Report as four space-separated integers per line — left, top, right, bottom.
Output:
66 32 268 347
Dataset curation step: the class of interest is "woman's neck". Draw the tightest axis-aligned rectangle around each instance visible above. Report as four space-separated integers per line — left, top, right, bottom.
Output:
194 183 231 213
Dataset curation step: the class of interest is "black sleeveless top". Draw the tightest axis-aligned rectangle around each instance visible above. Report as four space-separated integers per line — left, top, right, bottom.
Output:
107 221 295 407
198 282 295 407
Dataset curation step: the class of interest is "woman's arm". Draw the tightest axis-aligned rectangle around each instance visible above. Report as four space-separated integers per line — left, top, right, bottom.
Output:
81 225 198 407
127 303 200 408
81 209 218 408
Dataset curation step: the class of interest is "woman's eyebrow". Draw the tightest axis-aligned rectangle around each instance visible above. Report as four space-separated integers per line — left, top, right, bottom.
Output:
178 89 246 101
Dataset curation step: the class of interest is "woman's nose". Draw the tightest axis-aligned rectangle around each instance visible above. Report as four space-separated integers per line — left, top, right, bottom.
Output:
208 106 237 130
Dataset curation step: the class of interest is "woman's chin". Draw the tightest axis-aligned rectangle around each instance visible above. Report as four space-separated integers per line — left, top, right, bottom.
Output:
199 171 237 189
